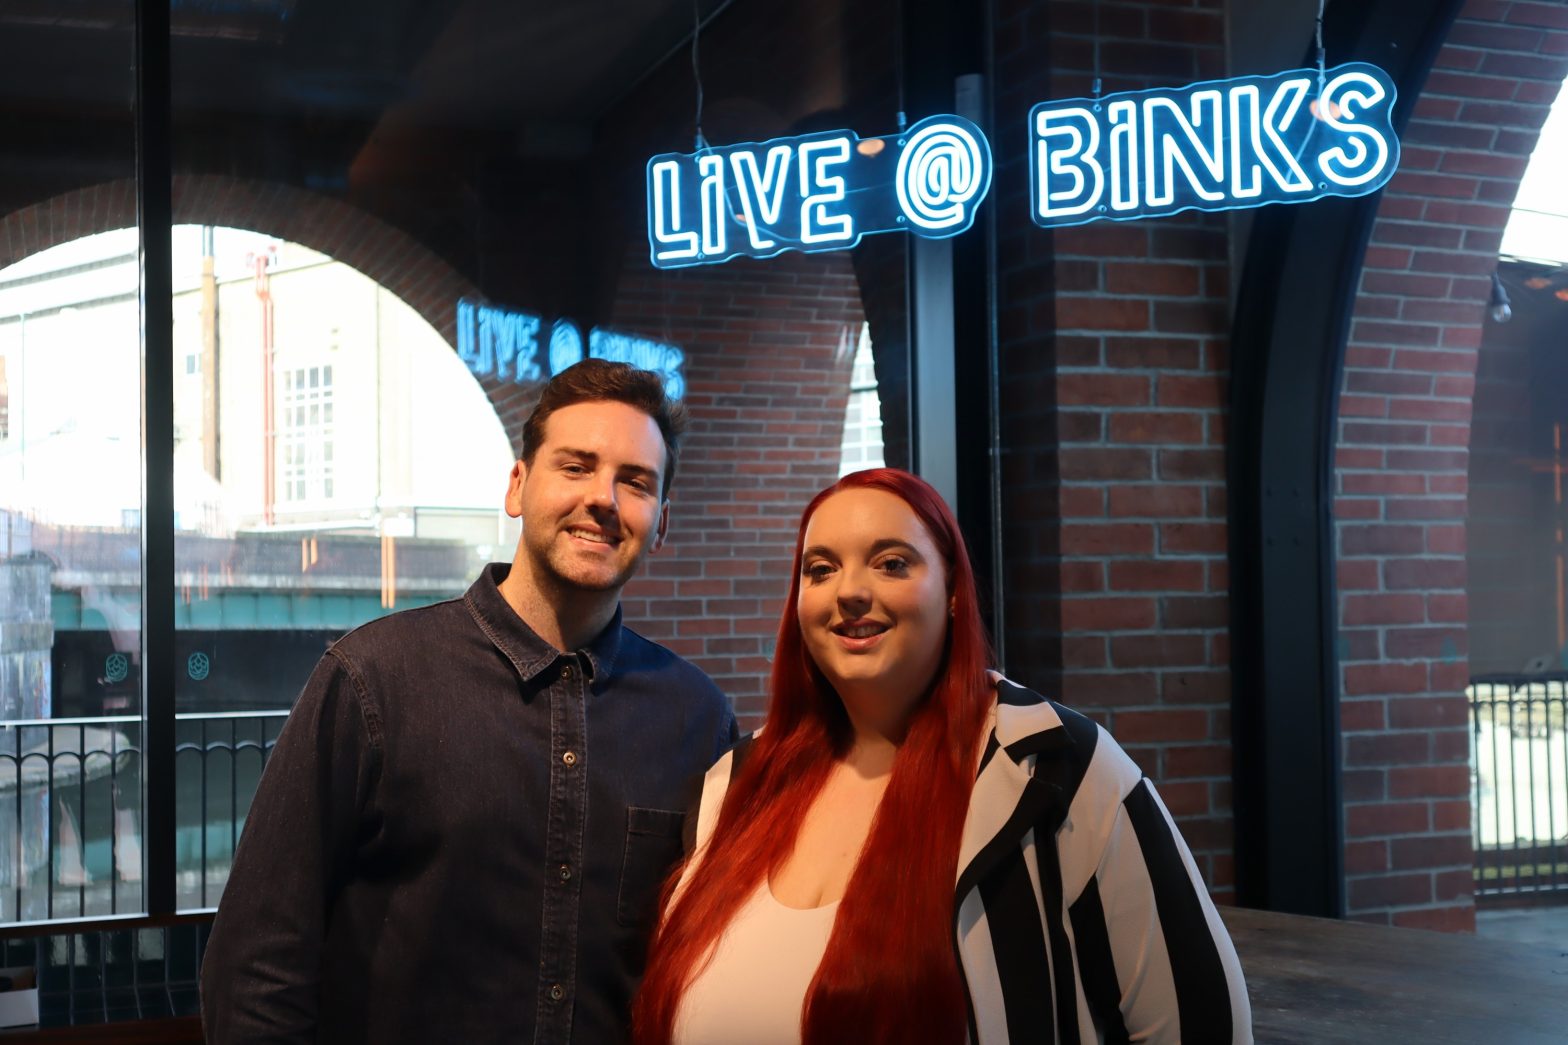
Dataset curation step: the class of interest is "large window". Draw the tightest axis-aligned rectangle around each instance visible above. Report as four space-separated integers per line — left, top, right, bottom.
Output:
1 8 912 1031
1 225 517 922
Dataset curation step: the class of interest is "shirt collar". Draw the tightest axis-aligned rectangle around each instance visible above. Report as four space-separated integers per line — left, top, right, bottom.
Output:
463 562 623 683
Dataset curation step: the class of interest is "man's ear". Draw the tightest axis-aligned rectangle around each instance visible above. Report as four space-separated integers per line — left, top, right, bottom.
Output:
503 459 528 519
650 499 672 553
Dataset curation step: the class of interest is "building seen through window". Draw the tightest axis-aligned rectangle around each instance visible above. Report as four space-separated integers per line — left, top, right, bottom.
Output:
0 226 517 919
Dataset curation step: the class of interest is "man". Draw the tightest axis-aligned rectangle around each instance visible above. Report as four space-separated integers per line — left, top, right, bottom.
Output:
201 360 736 1044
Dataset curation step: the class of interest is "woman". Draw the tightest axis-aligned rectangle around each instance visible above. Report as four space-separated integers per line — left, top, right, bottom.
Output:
634 468 1251 1044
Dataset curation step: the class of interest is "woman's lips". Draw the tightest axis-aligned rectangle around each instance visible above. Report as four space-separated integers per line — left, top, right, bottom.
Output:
835 631 885 652
832 621 889 652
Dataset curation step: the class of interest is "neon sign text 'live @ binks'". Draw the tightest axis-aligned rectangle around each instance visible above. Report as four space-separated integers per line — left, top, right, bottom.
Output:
455 298 687 399
647 114 993 270
1031 62 1399 228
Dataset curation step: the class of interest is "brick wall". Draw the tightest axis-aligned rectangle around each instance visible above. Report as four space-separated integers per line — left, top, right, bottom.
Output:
1333 0 1568 930
992 0 1237 897
608 251 863 723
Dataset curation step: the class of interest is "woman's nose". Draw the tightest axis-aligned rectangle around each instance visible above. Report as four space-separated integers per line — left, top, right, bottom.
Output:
835 569 871 610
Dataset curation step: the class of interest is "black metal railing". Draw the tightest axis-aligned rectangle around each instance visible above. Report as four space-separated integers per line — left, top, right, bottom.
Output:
1 710 289 925
1469 676 1568 899
1 924 208 1027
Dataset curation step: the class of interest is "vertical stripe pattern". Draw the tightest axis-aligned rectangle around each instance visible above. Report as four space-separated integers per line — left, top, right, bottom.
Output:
1123 779 1236 1043
978 849 1055 1043
1068 877 1131 1045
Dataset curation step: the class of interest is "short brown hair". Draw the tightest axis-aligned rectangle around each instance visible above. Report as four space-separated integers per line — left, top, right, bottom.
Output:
521 359 689 496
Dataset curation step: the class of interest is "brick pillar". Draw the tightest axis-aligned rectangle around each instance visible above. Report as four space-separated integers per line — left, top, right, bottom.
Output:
993 0 1236 897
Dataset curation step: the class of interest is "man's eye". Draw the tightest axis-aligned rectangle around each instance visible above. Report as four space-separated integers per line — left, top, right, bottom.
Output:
563 463 588 476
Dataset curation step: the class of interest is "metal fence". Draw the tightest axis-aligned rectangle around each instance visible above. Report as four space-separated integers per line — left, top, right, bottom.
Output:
1 924 208 1027
1469 676 1568 899
1 710 289 925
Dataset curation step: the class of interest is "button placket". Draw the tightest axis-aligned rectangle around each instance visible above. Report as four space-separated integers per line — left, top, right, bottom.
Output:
534 652 589 1042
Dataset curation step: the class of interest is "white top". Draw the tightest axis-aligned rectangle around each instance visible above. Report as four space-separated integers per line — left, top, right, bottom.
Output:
672 881 840 1045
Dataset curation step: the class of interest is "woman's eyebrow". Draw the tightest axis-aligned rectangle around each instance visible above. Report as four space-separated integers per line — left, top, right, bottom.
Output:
867 538 921 557
802 538 921 560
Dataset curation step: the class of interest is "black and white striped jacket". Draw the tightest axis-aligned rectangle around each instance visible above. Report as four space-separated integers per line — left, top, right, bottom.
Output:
681 679 1252 1044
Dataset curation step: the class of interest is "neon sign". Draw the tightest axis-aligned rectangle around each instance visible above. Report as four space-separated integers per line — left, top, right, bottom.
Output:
1030 63 1399 228
647 114 993 269
455 299 687 399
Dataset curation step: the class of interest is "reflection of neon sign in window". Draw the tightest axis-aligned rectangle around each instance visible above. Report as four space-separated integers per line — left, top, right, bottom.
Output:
456 299 686 399
647 114 993 270
1030 63 1399 228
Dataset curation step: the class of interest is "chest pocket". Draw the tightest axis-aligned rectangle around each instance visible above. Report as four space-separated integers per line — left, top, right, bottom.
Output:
617 806 685 926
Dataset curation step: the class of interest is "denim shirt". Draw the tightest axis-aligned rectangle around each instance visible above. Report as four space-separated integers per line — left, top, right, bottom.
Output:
200 563 737 1044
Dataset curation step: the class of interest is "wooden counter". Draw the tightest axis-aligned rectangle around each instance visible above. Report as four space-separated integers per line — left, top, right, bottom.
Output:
5 907 1566 1042
1223 906 1568 1044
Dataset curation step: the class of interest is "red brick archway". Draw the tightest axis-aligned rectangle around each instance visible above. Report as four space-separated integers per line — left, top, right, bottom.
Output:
0 176 558 449
1333 0 1568 930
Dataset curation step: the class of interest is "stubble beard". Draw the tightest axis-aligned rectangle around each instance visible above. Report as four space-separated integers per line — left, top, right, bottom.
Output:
527 527 641 595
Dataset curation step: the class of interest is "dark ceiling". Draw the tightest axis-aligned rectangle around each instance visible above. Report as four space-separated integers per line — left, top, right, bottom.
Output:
0 0 731 204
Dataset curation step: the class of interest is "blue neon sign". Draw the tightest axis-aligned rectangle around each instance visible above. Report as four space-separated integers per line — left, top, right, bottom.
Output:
1030 63 1399 228
456 299 687 398
647 114 993 269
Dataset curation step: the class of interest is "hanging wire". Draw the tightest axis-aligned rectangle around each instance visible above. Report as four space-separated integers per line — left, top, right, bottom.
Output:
1091 0 1102 107
895 0 907 129
691 0 707 150
1315 0 1327 94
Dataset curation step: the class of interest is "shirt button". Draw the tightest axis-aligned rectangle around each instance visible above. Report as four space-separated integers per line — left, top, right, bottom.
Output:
559 864 572 881
560 664 574 681
562 751 578 766
549 984 564 1002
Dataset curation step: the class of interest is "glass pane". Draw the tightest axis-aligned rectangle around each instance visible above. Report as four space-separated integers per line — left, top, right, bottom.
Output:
166 0 912 908
0 1 140 923
168 227 515 910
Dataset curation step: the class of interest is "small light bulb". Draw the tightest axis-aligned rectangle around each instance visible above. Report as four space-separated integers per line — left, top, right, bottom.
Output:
1490 301 1512 323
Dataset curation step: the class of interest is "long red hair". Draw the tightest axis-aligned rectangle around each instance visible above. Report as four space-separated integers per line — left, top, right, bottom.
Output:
633 468 993 1044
